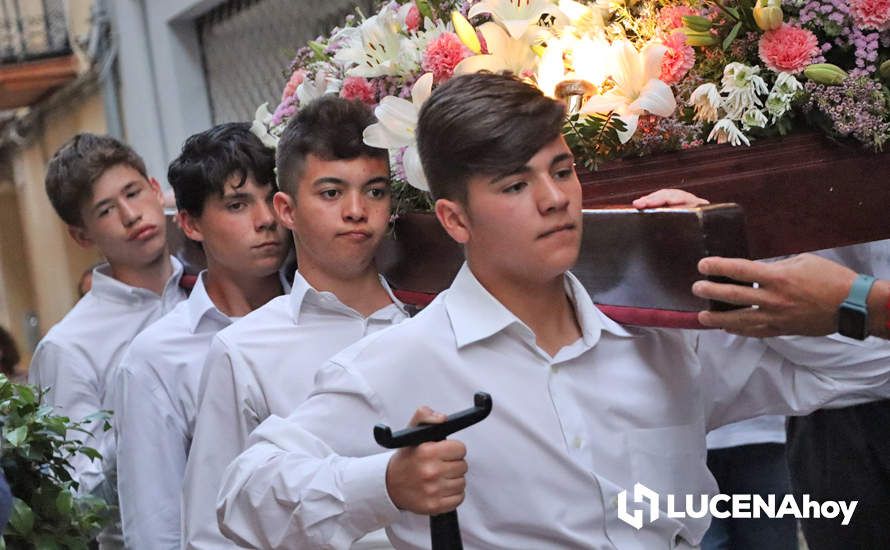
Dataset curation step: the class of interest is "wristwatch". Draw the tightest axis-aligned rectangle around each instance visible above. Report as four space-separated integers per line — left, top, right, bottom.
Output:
838 274 876 340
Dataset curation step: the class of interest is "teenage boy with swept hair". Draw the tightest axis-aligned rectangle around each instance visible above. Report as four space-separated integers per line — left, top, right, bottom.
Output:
216 72 890 548
181 96 403 549
30 134 187 549
111 123 289 549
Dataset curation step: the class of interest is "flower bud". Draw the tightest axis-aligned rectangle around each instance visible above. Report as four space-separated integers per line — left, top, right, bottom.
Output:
803 63 847 85
880 60 890 81
682 15 713 32
452 11 481 54
683 30 718 47
753 2 783 31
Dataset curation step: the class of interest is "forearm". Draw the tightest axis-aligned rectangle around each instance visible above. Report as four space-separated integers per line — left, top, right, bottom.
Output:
867 279 890 339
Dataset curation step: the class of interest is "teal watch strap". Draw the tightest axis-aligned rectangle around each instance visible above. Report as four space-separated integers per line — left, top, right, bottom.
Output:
843 274 876 312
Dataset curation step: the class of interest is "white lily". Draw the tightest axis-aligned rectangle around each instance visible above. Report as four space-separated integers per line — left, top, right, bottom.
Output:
334 9 417 77
362 73 435 191
708 118 750 146
579 40 677 143
689 83 721 123
558 0 609 35
454 22 540 77
296 71 341 106
249 103 279 149
468 0 563 39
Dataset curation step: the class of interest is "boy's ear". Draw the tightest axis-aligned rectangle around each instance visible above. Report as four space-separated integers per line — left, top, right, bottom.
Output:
67 225 94 249
148 177 165 204
272 191 297 231
435 198 470 244
178 210 204 243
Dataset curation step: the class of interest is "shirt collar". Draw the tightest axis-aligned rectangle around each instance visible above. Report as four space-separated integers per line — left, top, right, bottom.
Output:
444 263 632 350
186 271 231 333
90 256 184 305
288 270 408 323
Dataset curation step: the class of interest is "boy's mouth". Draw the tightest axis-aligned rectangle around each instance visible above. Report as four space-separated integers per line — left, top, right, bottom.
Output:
537 223 576 239
128 225 158 241
338 230 372 241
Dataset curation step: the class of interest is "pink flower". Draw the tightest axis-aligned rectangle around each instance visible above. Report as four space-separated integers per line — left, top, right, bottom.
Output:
422 32 472 83
339 76 376 105
660 32 696 85
758 24 819 74
281 69 306 102
658 6 698 30
405 4 422 32
850 0 890 30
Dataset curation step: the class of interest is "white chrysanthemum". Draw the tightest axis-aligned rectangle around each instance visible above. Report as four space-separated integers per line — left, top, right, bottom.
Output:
741 108 768 129
708 118 751 146
689 83 721 123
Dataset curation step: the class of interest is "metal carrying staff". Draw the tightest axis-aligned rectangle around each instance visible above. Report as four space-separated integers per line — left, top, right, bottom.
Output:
374 392 493 550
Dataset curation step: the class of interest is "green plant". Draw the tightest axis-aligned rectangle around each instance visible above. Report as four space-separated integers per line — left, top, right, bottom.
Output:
0 374 111 549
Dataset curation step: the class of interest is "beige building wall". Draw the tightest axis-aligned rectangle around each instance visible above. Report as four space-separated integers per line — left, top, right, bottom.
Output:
11 92 107 343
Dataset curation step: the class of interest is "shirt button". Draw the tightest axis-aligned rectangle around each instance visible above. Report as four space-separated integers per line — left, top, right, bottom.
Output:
549 364 557 374
572 436 584 449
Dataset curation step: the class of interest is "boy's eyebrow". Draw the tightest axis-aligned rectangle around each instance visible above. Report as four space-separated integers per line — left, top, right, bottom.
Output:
312 176 347 187
488 152 575 185
221 190 253 201
364 176 391 186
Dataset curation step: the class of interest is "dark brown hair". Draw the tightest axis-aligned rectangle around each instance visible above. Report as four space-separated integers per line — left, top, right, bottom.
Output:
45 133 148 227
168 123 276 216
416 72 566 202
0 326 20 377
275 95 387 196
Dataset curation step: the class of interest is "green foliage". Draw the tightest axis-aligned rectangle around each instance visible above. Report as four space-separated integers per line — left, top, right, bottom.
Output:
563 112 628 172
0 375 112 548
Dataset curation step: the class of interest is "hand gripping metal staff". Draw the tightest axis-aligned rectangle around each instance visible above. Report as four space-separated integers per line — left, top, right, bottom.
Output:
374 392 493 550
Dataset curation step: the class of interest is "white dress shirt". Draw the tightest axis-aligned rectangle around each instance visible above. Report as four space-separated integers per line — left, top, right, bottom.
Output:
182 271 407 549
29 258 185 549
218 263 890 549
112 272 232 549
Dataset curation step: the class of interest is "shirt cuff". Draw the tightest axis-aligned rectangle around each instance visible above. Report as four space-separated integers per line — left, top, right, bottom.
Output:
341 450 401 535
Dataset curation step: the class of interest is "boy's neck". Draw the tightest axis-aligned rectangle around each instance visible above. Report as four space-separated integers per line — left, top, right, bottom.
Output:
470 264 582 357
298 262 392 317
203 266 283 319
110 252 174 296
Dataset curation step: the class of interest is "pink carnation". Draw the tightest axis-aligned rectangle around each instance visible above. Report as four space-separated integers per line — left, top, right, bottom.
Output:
758 24 819 74
281 69 306 102
422 32 472 83
405 4 422 32
660 32 695 85
850 0 890 30
658 6 698 30
339 76 376 105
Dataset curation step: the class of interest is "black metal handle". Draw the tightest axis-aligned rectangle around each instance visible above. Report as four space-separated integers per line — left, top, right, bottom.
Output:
373 392 491 550
374 392 492 448
431 511 462 550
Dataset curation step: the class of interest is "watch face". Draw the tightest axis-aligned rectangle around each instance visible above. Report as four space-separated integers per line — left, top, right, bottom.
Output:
838 306 867 340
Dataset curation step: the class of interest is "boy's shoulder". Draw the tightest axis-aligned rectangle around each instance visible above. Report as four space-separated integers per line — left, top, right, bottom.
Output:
214 293 293 348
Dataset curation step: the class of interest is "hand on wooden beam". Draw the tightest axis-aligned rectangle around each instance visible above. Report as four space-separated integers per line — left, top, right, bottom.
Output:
692 254 890 339
631 189 710 209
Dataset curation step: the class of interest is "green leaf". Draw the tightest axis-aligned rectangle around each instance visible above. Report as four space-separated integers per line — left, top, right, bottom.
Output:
9 498 34 536
56 489 74 516
34 535 62 550
416 0 434 21
5 425 27 447
723 21 743 51
16 384 35 404
79 446 102 461
307 40 329 62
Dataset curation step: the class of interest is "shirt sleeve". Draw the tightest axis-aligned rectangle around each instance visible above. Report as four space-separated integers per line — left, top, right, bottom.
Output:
182 338 263 549
217 361 401 549
114 350 188 549
29 340 110 494
701 331 890 430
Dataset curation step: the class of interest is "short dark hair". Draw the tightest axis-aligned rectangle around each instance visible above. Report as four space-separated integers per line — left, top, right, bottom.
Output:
167 122 276 216
45 133 148 226
0 326 20 377
275 95 387 196
416 72 566 202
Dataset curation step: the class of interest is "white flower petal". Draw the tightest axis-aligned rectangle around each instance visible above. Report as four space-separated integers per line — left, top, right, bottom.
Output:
412 73 434 107
374 96 417 137
630 78 677 117
402 145 429 191
579 92 628 115
615 114 639 144
363 122 411 149
455 54 506 75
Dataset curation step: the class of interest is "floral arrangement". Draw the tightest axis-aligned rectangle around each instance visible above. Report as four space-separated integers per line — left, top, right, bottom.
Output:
251 0 890 206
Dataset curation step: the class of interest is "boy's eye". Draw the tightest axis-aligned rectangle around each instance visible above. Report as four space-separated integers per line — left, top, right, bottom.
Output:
554 168 574 180
367 187 389 199
321 189 340 199
97 207 112 218
503 181 527 194
227 202 246 212
126 188 142 199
